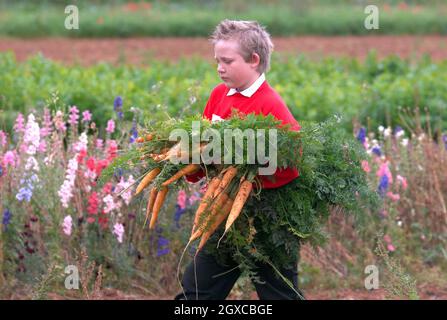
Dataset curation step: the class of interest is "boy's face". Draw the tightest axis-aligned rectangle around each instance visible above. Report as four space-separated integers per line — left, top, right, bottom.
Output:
214 39 260 91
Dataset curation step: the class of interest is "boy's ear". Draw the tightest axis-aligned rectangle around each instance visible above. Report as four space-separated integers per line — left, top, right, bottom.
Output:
250 52 260 69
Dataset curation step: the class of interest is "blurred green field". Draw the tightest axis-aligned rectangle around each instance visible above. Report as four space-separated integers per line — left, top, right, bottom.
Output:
1 52 447 135
0 0 446 37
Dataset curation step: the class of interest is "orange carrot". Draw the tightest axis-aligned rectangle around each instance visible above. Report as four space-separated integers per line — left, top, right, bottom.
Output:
214 166 238 198
149 186 169 229
190 192 229 242
135 167 161 195
190 177 221 236
143 187 158 227
197 197 234 252
161 164 200 186
224 180 253 233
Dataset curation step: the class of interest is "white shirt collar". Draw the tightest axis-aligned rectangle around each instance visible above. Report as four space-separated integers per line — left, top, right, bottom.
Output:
227 73 265 98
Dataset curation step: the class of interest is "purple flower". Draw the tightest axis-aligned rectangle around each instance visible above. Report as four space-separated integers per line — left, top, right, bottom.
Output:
356 127 366 144
372 146 382 156
129 121 138 143
157 236 170 257
2 209 11 230
0 164 3 177
114 167 124 179
113 96 123 111
16 187 33 202
443 134 447 150
394 126 403 135
173 204 187 229
113 96 124 120
378 174 389 197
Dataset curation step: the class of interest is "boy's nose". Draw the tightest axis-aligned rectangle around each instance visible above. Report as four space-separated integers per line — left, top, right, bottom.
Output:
217 64 225 74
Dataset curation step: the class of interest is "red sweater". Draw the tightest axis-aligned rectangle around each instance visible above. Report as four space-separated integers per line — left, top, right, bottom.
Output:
186 81 300 189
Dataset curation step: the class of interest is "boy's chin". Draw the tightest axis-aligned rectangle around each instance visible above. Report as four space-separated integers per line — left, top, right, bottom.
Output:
222 80 235 88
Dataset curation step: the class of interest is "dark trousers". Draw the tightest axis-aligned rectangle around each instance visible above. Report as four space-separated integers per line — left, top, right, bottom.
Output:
174 246 304 300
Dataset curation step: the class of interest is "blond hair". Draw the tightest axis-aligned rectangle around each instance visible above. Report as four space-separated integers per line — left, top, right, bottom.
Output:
210 19 274 74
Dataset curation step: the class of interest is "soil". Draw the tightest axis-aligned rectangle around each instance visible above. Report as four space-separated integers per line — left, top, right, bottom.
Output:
1 35 446 65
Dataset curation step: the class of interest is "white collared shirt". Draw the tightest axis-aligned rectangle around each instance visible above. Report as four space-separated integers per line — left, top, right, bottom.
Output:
226 73 265 98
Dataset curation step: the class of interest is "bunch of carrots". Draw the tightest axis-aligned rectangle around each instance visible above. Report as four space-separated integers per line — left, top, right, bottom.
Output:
132 132 257 253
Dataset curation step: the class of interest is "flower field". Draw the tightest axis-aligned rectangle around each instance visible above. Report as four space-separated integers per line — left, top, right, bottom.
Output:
1 64 446 298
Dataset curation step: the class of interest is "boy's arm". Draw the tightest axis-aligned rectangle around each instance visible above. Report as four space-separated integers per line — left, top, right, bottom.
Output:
184 87 216 183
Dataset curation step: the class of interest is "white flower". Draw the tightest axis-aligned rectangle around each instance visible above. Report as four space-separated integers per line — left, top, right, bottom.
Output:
378 125 385 133
25 156 40 171
401 138 409 147
113 223 125 243
384 127 392 138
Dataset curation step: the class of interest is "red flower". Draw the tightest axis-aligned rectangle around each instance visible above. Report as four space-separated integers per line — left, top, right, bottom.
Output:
106 140 118 162
77 149 87 163
87 192 99 215
95 159 109 176
98 216 109 229
86 157 96 171
102 182 113 194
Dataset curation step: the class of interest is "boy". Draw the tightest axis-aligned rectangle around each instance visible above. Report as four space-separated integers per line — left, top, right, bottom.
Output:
175 20 304 300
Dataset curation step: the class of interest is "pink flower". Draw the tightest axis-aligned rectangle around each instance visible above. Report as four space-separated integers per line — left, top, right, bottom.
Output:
383 234 392 243
106 119 115 133
188 192 201 205
386 192 400 202
3 151 16 167
62 215 73 236
38 140 47 153
397 175 408 190
40 108 53 138
0 130 7 148
82 110 92 122
116 175 135 206
14 113 25 133
96 139 104 149
177 190 187 210
103 194 120 213
113 223 125 243
68 106 79 127
87 217 96 224
361 160 371 173
387 244 396 252
376 162 393 184
54 111 67 132
379 209 388 218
